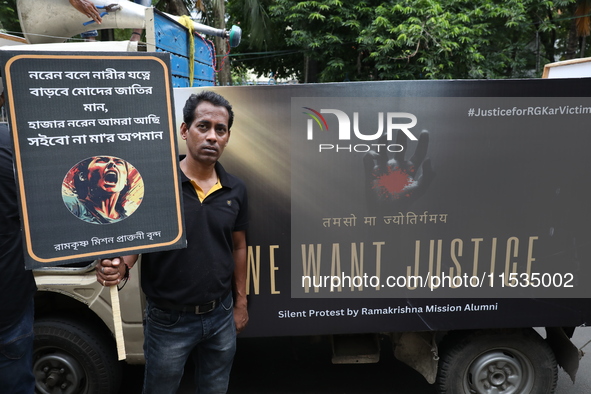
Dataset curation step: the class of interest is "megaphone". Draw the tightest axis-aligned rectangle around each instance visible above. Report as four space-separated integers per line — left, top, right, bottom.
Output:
16 0 241 47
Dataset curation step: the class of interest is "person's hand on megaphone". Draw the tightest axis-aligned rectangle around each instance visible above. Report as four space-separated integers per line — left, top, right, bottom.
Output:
69 0 102 24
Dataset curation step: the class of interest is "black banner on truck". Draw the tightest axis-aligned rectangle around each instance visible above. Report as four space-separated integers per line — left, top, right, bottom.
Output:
1 52 186 269
179 79 591 335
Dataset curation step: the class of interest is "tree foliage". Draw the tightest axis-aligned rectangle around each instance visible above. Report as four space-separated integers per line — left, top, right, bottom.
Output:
0 0 20 34
230 0 581 82
227 0 303 81
2 0 589 83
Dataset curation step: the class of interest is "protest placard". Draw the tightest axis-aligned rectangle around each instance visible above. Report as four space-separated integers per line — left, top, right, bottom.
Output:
0 51 186 269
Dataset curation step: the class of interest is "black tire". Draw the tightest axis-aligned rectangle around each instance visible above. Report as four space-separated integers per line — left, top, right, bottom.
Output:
33 317 122 394
437 329 557 394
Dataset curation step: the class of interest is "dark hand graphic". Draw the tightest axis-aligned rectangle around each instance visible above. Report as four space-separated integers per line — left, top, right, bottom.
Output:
363 130 434 213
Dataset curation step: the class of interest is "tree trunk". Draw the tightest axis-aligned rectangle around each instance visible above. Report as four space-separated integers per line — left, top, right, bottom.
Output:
565 11 580 60
304 56 318 83
213 2 231 86
214 36 231 86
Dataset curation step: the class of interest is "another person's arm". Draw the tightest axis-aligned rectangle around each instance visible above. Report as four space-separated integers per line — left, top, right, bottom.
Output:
232 230 249 333
69 0 102 24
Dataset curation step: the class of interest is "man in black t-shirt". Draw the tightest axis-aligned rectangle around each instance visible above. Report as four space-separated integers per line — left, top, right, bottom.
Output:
0 117 37 393
97 91 248 393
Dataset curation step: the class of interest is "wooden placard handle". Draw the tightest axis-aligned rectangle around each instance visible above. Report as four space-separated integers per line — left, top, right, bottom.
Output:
110 285 126 361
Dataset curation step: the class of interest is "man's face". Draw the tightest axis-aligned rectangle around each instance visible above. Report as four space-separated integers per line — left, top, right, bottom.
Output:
87 156 128 194
181 101 230 165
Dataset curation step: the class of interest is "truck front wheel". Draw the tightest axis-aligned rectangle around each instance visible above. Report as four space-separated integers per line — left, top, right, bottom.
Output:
437 329 557 394
33 317 122 394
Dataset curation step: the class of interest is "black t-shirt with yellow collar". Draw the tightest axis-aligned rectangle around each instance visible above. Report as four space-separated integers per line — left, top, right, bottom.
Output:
141 161 248 306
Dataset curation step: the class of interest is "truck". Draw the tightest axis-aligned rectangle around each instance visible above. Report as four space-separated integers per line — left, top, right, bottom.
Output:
3 1 591 393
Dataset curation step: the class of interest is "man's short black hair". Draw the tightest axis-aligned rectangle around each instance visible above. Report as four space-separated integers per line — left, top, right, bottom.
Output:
183 91 234 129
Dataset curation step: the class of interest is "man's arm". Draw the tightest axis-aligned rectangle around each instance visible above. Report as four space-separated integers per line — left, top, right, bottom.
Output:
96 255 138 286
232 230 248 333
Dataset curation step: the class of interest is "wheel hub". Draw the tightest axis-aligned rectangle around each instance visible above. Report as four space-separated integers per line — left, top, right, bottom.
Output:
34 352 84 394
467 350 534 394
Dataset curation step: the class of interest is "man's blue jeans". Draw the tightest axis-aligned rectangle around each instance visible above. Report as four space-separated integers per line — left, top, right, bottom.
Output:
0 299 35 394
143 293 236 394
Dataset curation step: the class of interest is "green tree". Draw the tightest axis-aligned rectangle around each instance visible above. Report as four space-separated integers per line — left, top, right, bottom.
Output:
269 0 374 82
263 0 578 81
2 0 584 82
227 0 303 82
0 0 20 34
